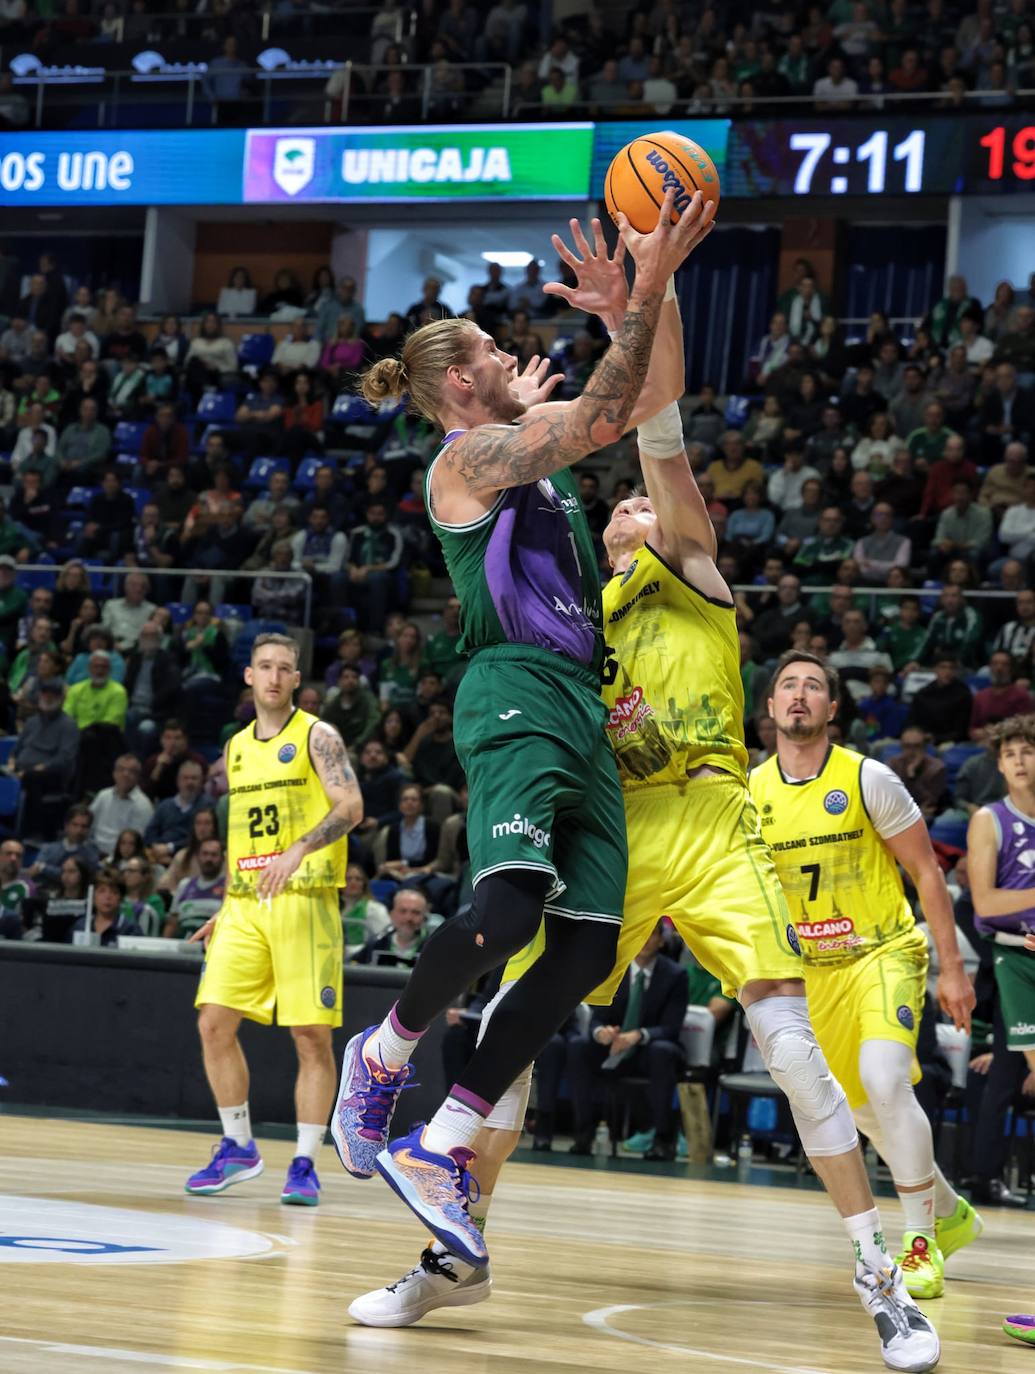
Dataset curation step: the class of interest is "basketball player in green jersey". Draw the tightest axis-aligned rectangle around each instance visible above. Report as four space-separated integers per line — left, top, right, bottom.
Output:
330 191 716 1268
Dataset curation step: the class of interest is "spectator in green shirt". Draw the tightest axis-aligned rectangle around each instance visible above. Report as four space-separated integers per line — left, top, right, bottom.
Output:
64 650 128 730
0 556 27 657
908 584 985 669
906 402 959 466
321 665 381 750
56 397 111 485
422 595 464 684
878 594 927 671
931 480 994 572
793 506 855 583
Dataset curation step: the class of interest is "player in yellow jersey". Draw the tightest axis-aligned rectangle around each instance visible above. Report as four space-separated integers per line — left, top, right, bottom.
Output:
350 223 941 1373
183 632 362 1206
751 653 978 1299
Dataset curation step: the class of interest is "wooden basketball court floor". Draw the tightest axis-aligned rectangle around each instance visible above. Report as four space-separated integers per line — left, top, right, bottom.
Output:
2 1113 1033 1374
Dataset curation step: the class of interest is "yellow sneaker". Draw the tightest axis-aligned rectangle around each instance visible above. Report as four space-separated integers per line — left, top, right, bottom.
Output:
935 1196 983 1261
896 1232 945 1299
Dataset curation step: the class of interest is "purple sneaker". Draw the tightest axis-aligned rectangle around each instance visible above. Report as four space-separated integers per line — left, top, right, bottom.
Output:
375 1125 488 1268
331 1026 413 1179
281 1155 320 1207
185 1137 263 1195
1004 1315 1035 1346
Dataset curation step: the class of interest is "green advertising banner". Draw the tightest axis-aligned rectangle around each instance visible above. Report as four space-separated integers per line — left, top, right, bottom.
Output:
244 123 595 203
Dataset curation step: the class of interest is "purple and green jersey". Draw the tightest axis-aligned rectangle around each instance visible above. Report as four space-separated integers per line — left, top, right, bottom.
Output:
425 428 603 674
974 797 1035 936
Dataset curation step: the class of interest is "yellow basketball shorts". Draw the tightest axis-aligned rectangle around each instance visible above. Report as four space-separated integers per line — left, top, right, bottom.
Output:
195 888 343 1027
804 929 929 1109
504 773 802 1003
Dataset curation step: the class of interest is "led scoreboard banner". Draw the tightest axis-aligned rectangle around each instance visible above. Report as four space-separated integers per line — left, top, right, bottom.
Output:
726 115 1035 197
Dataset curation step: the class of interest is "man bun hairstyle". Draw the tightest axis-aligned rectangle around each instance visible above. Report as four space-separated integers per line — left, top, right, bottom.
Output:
359 317 480 423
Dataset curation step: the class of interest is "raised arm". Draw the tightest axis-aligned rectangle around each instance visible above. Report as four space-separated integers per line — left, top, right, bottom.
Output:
436 191 715 501
257 721 363 900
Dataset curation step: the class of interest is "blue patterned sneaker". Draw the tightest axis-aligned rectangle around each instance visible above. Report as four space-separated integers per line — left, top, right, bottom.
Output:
185 1137 264 1195
375 1125 489 1268
281 1155 320 1206
331 1026 413 1179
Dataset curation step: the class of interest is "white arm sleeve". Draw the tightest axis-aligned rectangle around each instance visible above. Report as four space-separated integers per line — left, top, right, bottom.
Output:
860 758 923 840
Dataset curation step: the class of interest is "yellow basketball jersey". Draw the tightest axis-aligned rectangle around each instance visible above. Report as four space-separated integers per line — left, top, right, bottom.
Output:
748 744 914 966
226 708 347 896
601 543 748 788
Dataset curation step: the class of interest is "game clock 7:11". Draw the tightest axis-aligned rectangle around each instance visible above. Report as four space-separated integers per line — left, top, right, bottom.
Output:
788 128 926 194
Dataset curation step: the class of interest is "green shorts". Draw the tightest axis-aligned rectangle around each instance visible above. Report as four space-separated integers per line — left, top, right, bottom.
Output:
454 644 627 926
993 943 1035 1050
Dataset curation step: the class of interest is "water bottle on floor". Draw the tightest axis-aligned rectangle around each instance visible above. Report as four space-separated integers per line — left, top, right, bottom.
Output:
594 1122 610 1157
737 1133 753 1171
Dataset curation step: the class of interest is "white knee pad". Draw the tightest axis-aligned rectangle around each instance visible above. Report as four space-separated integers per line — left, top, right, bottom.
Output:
857 1039 933 1188
744 996 858 1158
475 981 532 1132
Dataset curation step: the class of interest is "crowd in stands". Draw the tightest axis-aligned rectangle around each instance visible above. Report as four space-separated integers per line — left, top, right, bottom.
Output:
1 229 1034 1184
1 0 1034 132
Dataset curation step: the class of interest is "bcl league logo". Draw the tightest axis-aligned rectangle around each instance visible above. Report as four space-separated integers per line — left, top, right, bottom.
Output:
273 137 315 196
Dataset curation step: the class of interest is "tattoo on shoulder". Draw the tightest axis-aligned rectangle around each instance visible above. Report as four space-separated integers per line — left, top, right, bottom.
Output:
310 722 356 789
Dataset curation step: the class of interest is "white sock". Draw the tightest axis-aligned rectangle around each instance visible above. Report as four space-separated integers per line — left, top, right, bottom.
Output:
934 1164 959 1219
218 1103 251 1147
899 1181 936 1237
844 1207 890 1270
296 1122 325 1161
368 1002 423 1073
422 1088 490 1155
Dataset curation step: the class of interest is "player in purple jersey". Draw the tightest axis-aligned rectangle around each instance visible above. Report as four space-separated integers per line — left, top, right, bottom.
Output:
968 715 1035 1346
329 192 716 1267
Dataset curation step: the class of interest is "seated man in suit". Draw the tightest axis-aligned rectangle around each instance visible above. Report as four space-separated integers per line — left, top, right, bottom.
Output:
566 921 689 1160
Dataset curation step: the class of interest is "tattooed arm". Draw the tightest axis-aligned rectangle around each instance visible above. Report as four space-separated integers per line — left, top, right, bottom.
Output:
256 721 363 900
430 189 715 524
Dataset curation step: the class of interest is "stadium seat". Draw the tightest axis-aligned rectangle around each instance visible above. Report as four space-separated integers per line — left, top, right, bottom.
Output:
215 603 253 622
20 557 56 591
294 455 324 490
196 390 238 424
941 743 984 785
929 817 968 850
0 773 21 822
65 486 98 508
166 601 193 625
245 456 291 491
724 395 751 429
369 878 398 906
238 333 275 370
124 487 150 515
0 737 17 766
113 420 149 455
331 393 375 425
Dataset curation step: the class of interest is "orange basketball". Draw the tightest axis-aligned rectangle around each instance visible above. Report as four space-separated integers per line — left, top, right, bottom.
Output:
604 130 720 234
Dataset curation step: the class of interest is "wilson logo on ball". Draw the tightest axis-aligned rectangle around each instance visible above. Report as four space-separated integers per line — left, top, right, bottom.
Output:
643 149 696 212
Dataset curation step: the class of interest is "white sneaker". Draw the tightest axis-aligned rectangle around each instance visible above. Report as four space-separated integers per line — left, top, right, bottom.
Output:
348 1247 492 1328
853 1262 940 1372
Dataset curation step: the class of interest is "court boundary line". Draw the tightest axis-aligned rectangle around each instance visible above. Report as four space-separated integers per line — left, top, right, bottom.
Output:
583 1299 837 1374
0 1335 323 1373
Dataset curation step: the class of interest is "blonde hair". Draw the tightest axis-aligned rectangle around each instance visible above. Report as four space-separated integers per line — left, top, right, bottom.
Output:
360 317 479 422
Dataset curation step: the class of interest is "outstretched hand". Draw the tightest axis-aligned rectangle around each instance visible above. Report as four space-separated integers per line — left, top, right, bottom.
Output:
616 188 716 293
511 354 563 409
543 217 629 330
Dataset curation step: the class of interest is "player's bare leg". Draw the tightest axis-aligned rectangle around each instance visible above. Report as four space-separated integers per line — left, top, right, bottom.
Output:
282 1024 337 1205
186 1003 265 1195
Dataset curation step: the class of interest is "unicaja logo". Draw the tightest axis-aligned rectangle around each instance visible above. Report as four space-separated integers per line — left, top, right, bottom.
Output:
130 50 208 81
272 137 316 195
491 813 551 849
